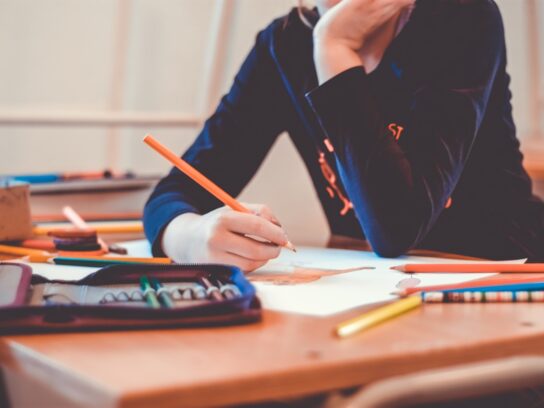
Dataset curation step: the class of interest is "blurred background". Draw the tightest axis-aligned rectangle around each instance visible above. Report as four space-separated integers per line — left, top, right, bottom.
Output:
0 0 543 245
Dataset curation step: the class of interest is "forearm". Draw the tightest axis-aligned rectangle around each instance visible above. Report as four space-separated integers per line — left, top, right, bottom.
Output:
313 37 363 85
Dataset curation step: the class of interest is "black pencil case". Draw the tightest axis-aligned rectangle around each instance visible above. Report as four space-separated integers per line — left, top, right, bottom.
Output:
0 262 261 334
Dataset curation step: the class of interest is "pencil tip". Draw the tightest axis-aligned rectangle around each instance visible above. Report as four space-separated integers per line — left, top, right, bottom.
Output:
285 241 297 252
390 265 403 271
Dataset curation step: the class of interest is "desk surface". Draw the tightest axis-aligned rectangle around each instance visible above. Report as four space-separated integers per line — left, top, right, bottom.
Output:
2 286 544 407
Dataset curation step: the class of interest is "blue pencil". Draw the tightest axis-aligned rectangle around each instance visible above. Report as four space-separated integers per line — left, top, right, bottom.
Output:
441 282 544 293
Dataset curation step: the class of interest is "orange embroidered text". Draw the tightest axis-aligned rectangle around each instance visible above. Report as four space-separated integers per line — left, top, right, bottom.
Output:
318 152 353 216
388 123 405 141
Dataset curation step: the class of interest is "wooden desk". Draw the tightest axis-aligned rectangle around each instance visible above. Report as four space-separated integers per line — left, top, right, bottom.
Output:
2 284 544 407
1 237 544 407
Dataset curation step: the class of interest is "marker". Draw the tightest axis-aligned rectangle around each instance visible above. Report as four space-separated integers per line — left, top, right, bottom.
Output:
140 276 161 309
150 277 175 308
199 276 224 301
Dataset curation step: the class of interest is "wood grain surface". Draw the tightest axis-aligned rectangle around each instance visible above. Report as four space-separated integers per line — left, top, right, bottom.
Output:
2 240 544 407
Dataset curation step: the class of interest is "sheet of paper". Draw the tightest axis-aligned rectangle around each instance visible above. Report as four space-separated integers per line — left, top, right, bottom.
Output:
251 247 526 316
23 240 526 317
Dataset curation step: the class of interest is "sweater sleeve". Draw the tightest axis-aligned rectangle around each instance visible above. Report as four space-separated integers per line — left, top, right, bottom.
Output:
143 28 289 255
305 1 504 257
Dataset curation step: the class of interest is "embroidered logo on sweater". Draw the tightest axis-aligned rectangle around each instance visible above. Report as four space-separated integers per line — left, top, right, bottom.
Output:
388 123 405 141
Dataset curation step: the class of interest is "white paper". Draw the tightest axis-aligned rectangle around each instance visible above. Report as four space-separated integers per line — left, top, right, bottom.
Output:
24 240 526 317
250 247 526 316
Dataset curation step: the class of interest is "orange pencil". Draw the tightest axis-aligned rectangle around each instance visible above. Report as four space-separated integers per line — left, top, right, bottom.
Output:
395 275 544 296
143 134 296 252
391 263 544 274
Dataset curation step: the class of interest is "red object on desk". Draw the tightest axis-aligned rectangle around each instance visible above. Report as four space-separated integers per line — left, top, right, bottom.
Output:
391 263 543 273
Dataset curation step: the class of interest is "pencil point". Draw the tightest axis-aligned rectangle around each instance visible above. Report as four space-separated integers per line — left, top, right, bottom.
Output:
390 265 403 271
285 240 297 252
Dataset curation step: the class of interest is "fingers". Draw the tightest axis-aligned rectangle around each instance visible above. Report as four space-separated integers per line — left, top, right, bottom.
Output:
223 208 288 247
243 203 282 227
212 231 282 261
211 250 267 272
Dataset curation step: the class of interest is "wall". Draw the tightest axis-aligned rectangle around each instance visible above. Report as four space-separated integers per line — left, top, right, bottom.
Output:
0 0 542 245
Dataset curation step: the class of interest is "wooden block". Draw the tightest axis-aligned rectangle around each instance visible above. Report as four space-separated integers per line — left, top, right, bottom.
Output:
0 181 33 241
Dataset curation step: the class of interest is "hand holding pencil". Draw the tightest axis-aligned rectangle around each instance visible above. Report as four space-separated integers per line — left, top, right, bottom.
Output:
144 134 295 272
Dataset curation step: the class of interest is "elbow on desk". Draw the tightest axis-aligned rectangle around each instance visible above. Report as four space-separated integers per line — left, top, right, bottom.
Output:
365 222 422 259
370 240 411 259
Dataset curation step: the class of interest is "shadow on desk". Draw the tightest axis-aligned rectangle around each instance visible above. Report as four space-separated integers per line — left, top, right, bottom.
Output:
342 356 544 408
235 356 544 408
0 368 9 408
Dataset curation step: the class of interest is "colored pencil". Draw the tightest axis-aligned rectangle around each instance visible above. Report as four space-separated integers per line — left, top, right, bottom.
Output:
140 276 161 309
0 244 51 258
391 263 544 274
32 222 144 236
150 278 175 308
335 296 422 338
21 239 57 251
143 134 296 252
26 254 172 267
421 290 544 303
32 212 142 223
10 170 127 184
441 282 544 293
395 275 544 296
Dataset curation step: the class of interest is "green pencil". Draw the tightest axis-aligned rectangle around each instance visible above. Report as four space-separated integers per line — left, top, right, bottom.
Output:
140 276 161 309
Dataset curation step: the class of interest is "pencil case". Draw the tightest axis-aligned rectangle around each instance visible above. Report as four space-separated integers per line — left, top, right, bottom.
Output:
0 262 261 334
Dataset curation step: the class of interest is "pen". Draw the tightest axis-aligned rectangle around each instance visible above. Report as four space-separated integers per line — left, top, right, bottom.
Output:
140 276 161 309
143 134 296 252
150 277 175 308
335 296 422 338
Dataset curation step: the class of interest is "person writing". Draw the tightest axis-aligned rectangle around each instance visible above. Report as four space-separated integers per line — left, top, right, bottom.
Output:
144 0 544 271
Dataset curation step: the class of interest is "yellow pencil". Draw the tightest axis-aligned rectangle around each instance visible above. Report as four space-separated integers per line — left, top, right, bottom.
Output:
32 222 144 236
335 296 422 338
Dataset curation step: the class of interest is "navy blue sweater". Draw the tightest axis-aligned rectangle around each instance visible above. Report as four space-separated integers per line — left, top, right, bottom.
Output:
144 0 544 260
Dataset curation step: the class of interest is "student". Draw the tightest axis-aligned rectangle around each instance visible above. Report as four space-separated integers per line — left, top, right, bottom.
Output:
144 0 544 271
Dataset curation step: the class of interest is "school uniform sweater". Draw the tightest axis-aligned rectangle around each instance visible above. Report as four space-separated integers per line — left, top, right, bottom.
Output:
144 0 544 260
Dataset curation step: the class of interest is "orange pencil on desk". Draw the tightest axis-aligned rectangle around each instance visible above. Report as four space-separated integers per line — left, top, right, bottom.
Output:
391 263 544 274
143 134 296 252
394 275 544 296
